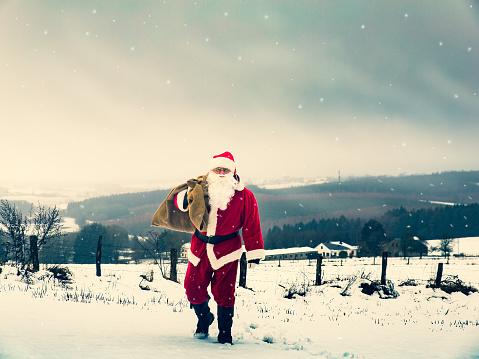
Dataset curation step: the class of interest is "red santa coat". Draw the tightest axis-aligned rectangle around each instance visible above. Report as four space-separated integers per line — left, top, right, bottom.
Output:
182 184 265 270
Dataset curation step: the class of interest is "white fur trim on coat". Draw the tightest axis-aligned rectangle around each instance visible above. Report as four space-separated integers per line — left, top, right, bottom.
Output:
246 248 265 262
187 249 201 266
206 206 218 236
206 243 244 270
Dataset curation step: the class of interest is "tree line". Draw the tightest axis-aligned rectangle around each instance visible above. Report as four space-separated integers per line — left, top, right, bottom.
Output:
35 223 188 266
265 204 479 253
0 199 187 267
2 197 478 267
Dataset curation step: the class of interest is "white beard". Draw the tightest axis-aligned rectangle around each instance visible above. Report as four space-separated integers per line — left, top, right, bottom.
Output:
206 171 236 211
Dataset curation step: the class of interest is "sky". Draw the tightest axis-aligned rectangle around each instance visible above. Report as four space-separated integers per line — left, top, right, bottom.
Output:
1 0 479 191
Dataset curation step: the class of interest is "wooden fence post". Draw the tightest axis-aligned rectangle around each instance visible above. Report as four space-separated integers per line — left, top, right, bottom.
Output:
315 254 323 286
381 251 388 285
96 235 102 277
30 235 39 272
170 248 178 282
239 252 247 288
435 262 444 288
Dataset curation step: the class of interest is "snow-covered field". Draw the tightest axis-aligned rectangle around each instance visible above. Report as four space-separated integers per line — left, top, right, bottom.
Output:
1 256 478 359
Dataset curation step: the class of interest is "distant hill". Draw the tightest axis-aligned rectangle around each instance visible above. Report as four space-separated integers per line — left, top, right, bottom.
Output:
64 170 479 236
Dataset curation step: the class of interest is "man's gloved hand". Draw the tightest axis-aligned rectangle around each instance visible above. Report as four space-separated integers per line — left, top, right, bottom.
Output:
248 259 260 269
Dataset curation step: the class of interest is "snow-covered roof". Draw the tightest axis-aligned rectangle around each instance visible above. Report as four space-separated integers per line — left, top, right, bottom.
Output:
315 241 356 251
328 241 357 249
265 247 317 256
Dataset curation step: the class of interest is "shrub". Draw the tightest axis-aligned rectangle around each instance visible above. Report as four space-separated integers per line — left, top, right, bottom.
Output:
279 282 309 299
399 279 418 287
427 275 478 295
48 265 73 283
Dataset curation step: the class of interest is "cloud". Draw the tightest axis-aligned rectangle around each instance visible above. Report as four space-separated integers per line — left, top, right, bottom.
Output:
1 0 478 190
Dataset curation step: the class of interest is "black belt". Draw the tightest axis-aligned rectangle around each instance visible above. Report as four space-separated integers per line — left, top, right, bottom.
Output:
194 229 240 244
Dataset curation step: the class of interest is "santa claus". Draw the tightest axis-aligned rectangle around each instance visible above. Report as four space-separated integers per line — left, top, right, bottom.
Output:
151 151 265 344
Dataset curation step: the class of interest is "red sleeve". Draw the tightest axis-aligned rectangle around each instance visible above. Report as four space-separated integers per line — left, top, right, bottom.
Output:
242 189 265 261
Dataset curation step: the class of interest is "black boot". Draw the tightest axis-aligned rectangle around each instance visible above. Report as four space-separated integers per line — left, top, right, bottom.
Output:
191 300 214 339
217 305 234 344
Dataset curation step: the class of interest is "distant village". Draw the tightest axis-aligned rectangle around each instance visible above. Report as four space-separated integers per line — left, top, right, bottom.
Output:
178 237 442 262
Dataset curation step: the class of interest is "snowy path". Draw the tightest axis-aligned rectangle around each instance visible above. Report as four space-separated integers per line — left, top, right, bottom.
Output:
0 292 299 359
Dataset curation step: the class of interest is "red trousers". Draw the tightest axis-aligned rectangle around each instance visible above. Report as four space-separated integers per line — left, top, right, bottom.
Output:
184 253 238 308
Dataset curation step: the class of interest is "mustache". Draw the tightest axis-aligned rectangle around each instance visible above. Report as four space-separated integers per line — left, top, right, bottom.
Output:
207 171 234 182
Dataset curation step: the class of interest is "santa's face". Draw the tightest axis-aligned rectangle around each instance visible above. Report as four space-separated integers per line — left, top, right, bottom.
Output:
212 167 231 177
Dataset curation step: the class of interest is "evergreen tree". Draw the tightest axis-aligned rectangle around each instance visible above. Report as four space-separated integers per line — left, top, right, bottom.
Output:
359 219 386 257
73 223 107 264
104 224 129 263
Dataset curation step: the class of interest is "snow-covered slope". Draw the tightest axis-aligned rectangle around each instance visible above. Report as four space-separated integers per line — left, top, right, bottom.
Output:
1 256 478 358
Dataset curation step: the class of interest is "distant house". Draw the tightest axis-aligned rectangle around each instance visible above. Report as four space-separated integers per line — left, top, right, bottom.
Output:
382 238 402 257
264 247 318 261
180 243 190 261
315 241 358 258
381 237 428 257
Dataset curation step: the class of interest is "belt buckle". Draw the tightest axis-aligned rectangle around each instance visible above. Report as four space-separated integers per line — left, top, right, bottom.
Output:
206 235 213 244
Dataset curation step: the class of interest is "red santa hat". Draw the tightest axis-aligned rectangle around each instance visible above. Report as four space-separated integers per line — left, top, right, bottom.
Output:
209 151 236 173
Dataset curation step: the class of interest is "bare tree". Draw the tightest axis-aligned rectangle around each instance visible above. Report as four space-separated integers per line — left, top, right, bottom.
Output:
135 230 169 277
438 237 454 259
0 199 64 267
31 203 64 249
0 199 29 265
